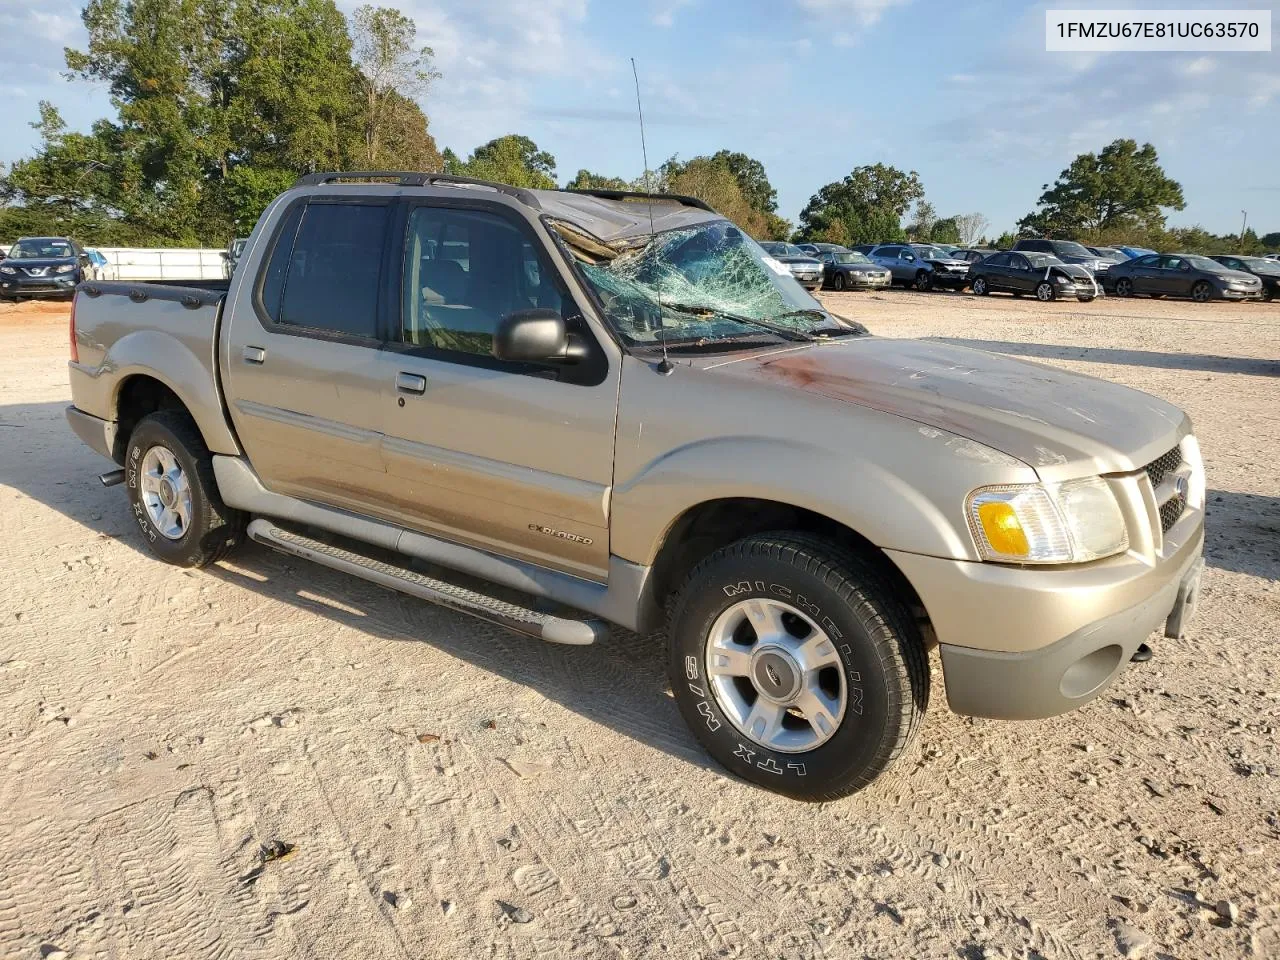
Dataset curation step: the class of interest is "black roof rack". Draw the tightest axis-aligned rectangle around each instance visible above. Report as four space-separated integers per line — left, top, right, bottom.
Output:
293 171 541 209
560 188 714 212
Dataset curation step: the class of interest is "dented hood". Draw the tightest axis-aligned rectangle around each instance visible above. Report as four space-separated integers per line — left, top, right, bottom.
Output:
706 337 1189 479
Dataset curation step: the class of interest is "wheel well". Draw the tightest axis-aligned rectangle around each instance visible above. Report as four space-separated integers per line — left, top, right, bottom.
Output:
112 375 189 460
648 498 936 646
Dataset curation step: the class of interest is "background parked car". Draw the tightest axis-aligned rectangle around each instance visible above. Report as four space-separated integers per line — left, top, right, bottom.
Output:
758 241 824 290
794 242 849 259
1107 253 1262 302
950 248 998 265
1117 245 1157 260
0 236 89 301
815 249 892 291
83 249 115 281
868 243 972 291
968 251 1100 302
1011 238 1115 283
1209 254 1280 301
849 243 879 255
1086 245 1128 262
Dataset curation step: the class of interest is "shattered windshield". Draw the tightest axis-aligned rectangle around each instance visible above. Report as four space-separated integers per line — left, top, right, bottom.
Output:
570 220 860 347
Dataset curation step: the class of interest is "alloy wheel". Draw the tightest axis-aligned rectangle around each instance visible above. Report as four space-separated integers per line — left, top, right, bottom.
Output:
705 598 847 753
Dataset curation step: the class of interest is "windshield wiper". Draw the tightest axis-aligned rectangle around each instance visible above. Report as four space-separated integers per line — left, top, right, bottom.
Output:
771 307 868 338
663 302 817 342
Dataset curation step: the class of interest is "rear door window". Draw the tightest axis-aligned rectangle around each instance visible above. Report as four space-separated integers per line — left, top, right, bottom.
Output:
267 201 390 340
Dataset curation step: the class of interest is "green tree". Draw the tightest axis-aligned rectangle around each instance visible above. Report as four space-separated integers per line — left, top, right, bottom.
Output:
351 5 441 168
797 163 923 243
993 230 1017 249
660 155 772 238
1260 231 1280 250
707 150 778 214
931 217 960 244
450 135 557 189
1018 139 1185 239
565 169 630 191
906 199 936 240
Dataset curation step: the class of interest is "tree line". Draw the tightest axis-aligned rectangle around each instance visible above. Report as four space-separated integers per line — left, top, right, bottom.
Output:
1 0 1275 257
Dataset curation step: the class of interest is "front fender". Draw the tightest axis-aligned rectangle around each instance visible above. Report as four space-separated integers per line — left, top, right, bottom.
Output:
610 435 977 566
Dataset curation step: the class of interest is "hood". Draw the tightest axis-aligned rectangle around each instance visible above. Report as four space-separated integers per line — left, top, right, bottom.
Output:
1 256 77 269
1214 268 1260 282
706 337 1187 479
771 255 821 266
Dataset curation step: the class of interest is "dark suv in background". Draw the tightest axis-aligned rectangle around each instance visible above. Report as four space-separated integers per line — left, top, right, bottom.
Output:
1011 238 1115 284
0 236 90 300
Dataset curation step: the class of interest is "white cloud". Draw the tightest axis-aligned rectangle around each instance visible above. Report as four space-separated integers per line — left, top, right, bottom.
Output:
793 0 911 29
652 0 695 28
344 0 614 156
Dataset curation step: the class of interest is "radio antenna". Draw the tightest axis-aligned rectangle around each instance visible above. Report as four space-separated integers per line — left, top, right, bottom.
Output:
631 57 672 375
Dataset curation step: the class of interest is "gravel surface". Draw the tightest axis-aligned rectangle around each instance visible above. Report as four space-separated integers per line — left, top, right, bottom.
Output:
1 292 1277 959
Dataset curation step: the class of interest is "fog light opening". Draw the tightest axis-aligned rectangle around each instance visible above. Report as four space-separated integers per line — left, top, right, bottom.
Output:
1059 644 1124 700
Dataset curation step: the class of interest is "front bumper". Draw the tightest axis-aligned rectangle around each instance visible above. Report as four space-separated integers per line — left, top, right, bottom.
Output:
836 271 891 289
789 271 823 289
931 272 970 288
1221 287 1262 300
888 508 1204 720
0 273 79 298
66 405 120 463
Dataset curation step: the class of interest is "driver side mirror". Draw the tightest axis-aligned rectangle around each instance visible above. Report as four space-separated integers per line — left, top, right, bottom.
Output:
493 309 588 364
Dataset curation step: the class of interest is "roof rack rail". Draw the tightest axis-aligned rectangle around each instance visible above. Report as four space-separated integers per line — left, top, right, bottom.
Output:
561 188 715 213
293 171 541 209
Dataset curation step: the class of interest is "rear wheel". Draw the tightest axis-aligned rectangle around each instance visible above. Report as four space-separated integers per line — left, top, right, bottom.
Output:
1035 281 1055 302
668 533 929 801
1114 277 1134 297
971 276 989 296
125 410 245 567
1191 280 1213 303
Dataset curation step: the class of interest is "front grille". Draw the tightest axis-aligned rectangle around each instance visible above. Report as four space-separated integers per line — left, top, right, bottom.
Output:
1143 447 1182 488
1159 495 1186 533
1143 446 1185 533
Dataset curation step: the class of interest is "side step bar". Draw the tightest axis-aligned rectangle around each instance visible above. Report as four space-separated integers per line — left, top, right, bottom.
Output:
247 519 606 645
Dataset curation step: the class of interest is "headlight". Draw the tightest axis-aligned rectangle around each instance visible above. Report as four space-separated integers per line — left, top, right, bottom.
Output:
1053 274 1072 283
967 477 1128 564
0 266 14 275
55 263 77 274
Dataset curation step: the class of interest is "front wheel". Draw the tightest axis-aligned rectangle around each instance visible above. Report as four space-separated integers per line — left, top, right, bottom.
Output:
832 273 847 291
125 410 246 567
668 533 929 801
914 270 932 292
1191 280 1213 303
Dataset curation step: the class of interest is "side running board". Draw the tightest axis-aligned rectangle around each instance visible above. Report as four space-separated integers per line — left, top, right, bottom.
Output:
247 519 605 645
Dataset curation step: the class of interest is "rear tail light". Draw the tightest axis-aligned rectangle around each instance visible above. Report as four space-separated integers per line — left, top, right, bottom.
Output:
69 293 79 363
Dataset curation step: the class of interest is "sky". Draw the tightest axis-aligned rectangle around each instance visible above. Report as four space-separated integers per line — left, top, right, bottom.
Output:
1 0 1277 237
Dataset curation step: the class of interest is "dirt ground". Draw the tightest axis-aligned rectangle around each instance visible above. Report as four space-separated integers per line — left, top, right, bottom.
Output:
1 291 1277 960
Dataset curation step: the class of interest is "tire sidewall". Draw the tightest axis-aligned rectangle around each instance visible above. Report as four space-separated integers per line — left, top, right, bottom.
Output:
973 276 987 295
1036 282 1054 301
669 553 899 798
125 419 214 566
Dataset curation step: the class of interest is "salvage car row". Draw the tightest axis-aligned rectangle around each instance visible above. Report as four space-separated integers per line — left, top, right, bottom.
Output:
779 238 1278 303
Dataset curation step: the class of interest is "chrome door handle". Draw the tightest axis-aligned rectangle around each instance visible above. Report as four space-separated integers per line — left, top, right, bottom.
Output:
395 372 427 395
242 346 266 364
